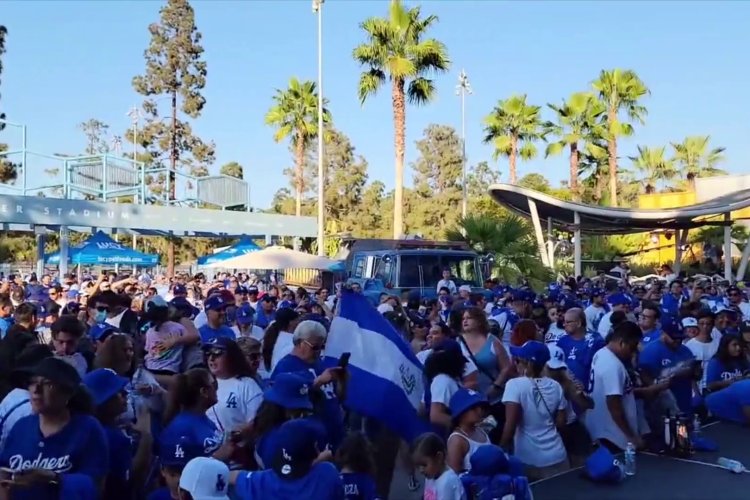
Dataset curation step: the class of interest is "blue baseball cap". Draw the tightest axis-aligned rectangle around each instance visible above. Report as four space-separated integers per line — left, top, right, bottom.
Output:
433 338 462 355
607 293 630 306
510 341 551 366
469 444 510 476
205 294 229 311
246 286 259 295
63 301 81 315
449 388 487 422
89 322 119 342
172 284 187 296
83 368 129 406
201 336 236 351
585 446 624 483
236 303 256 325
170 296 199 319
662 319 686 339
271 419 320 479
278 299 295 310
160 435 203 467
265 372 313 410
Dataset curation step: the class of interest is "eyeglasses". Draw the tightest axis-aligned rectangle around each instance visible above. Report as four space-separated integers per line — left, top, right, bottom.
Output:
303 340 325 352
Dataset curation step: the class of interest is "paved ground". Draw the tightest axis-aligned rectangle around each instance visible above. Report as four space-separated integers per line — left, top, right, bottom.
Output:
531 422 750 500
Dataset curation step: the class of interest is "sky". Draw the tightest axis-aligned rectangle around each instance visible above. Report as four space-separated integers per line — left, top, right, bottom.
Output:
1 0 749 209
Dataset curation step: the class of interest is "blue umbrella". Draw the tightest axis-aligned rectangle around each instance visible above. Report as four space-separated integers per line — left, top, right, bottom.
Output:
46 231 159 266
197 237 262 266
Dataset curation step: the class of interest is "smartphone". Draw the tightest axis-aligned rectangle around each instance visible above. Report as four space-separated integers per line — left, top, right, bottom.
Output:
338 352 351 370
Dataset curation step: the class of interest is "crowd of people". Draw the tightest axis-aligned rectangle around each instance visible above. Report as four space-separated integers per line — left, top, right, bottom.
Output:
0 267 748 499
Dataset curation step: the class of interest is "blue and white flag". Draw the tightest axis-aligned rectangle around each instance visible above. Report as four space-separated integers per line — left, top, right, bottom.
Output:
325 291 429 442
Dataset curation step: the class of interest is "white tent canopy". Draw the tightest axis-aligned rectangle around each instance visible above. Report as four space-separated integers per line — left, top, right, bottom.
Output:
208 245 339 270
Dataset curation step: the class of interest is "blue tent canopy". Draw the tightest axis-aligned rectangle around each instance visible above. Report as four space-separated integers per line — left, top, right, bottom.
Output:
46 231 159 266
197 237 262 266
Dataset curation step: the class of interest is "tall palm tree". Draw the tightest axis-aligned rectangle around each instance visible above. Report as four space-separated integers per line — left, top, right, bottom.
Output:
482 95 542 184
592 69 649 207
353 0 450 238
543 92 607 200
265 78 330 217
628 145 676 194
671 136 726 191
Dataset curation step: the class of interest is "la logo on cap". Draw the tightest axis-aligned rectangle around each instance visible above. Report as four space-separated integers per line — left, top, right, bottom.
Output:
300 384 309 396
174 445 184 458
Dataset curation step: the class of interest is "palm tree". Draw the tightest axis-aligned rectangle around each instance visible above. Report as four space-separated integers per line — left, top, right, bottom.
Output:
353 0 450 238
628 145 676 194
671 136 726 191
483 95 543 184
445 213 551 285
543 92 607 200
265 78 331 217
592 69 649 207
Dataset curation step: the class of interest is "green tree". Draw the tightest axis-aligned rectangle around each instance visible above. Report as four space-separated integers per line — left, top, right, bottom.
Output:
358 181 390 238
518 173 551 193
671 136 726 191
592 69 649 207
265 78 330 217
628 145 676 194
482 95 543 185
353 0 450 239
220 161 243 179
407 124 463 238
0 25 17 185
132 0 215 276
79 119 110 155
445 213 551 286
465 160 504 217
544 92 607 200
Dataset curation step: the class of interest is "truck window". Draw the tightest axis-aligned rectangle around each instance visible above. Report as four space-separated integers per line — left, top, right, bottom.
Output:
400 254 481 288
352 256 365 278
441 255 481 287
373 257 393 283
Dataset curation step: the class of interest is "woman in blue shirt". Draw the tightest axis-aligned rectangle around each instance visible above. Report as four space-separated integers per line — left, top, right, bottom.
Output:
0 357 108 500
705 335 750 394
159 368 235 463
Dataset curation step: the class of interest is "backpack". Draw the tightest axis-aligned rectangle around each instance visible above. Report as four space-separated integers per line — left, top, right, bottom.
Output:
461 473 532 500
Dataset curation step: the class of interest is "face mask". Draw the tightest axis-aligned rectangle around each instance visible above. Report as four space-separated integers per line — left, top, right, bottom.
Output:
95 310 107 323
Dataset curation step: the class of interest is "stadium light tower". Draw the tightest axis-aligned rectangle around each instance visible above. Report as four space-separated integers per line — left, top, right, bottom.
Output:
313 0 325 256
456 70 472 219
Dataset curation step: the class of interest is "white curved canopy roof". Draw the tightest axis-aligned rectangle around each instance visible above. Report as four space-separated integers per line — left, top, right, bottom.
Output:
488 183 750 234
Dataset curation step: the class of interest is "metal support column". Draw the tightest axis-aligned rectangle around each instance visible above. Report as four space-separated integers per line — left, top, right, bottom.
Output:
265 234 273 246
547 217 554 269
724 213 733 281
59 226 69 277
35 227 45 278
736 237 750 282
527 199 550 267
574 211 582 278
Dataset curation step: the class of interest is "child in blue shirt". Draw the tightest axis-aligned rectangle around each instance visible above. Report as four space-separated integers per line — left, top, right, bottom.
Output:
336 432 380 500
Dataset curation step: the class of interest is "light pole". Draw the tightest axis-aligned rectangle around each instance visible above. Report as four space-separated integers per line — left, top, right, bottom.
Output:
456 70 472 218
313 0 325 256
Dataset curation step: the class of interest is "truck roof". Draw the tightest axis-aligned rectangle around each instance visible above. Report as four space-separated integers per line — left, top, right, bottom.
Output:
344 238 473 253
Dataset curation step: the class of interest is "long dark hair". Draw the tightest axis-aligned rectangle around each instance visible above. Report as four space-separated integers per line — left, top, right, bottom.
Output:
252 400 288 438
217 339 254 379
164 368 212 425
66 385 95 415
424 349 466 382
715 335 749 369
336 431 375 474
262 309 300 371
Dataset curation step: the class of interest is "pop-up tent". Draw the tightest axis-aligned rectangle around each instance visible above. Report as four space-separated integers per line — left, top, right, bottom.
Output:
197 237 262 266
208 245 341 270
46 231 159 266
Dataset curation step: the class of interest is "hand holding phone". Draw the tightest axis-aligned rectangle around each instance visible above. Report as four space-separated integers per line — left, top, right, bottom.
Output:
338 352 351 370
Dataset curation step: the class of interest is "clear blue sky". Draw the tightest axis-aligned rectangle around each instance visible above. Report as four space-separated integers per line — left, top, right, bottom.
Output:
1 1 748 208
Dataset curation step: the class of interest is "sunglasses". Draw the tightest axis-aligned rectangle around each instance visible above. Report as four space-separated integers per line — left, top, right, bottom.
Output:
303 340 325 352
206 349 226 358
95 306 110 313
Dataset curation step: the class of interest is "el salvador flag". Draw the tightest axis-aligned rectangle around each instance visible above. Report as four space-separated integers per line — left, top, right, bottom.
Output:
325 291 429 442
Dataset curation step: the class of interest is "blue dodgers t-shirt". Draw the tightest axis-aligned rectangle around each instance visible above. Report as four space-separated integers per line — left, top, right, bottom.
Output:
639 340 696 412
255 417 329 470
0 413 109 500
235 461 345 500
255 309 276 330
198 324 236 344
341 472 379 500
103 425 133 500
641 328 661 346
272 355 345 450
159 411 223 457
706 379 750 423
705 358 746 385
556 332 605 384
147 487 174 500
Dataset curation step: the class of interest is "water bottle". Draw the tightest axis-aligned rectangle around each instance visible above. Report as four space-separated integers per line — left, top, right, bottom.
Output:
717 457 746 474
692 414 702 438
624 442 636 476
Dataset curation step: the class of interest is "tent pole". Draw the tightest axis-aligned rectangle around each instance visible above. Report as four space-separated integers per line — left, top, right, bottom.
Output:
574 211 582 278
724 213 732 281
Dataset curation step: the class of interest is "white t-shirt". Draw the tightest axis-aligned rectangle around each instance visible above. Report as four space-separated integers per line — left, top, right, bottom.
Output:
207 376 263 434
269 331 294 373
423 468 466 500
685 335 721 389
502 377 567 467
416 344 478 379
597 311 614 337
0 388 32 449
584 304 606 332
424 374 461 406
585 346 638 451
436 279 457 295
194 310 208 329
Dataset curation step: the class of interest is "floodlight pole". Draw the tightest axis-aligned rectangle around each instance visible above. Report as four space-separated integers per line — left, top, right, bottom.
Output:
456 70 472 219
313 0 325 256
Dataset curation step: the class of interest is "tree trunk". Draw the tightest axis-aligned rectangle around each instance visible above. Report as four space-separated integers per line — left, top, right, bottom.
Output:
645 183 655 194
569 142 579 201
607 109 618 207
509 134 518 184
167 90 178 278
392 78 406 239
594 164 606 203
294 133 305 217
687 173 696 192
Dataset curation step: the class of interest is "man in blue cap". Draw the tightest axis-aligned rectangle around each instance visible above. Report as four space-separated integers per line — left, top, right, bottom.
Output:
198 295 236 344
597 293 630 337
584 289 608 332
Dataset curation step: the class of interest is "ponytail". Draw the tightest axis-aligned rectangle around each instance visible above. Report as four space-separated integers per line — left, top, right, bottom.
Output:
262 323 281 372
68 385 94 415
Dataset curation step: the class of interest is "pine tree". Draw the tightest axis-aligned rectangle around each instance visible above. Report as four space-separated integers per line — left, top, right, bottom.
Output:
131 0 214 276
79 119 110 155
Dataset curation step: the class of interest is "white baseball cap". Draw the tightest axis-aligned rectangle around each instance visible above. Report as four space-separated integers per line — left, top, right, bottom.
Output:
459 285 472 293
681 317 698 329
377 303 394 314
179 457 230 500
546 344 568 370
